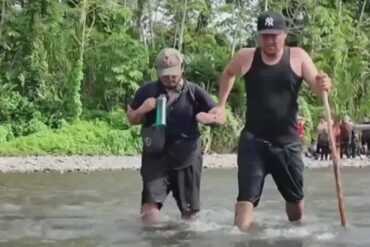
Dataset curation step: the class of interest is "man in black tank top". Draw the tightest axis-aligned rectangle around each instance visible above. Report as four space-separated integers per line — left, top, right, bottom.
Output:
210 11 332 232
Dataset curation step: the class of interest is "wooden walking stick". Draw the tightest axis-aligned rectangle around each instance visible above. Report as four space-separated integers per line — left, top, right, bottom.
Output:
322 91 348 227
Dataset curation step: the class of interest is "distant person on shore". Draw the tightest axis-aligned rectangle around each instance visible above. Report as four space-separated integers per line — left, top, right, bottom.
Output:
209 11 331 231
340 115 353 158
350 130 361 158
361 117 370 155
126 48 225 225
306 138 317 159
317 118 329 160
332 114 342 156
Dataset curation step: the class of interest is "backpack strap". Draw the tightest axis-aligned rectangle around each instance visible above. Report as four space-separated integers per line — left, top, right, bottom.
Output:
184 80 197 106
152 80 161 98
149 79 198 109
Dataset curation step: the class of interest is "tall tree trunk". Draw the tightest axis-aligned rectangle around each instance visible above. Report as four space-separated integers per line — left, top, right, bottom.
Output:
178 0 188 53
79 0 88 61
148 0 155 49
309 0 317 56
338 0 342 24
264 0 268 11
359 0 368 26
238 1 244 49
136 0 147 49
231 0 241 56
67 0 89 120
1 0 6 25
173 23 178 48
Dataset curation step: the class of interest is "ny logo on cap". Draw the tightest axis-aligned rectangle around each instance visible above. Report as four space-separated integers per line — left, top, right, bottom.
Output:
265 17 274 27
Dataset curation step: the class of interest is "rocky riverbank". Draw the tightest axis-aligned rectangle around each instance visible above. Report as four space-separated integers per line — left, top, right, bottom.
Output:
0 154 369 173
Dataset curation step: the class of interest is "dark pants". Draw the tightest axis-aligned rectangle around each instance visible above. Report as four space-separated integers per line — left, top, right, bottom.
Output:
140 146 202 215
361 138 370 154
349 142 359 158
340 141 350 158
237 131 304 207
317 140 329 160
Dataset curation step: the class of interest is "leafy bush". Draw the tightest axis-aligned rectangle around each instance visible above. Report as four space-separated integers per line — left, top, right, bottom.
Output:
0 124 14 143
0 120 141 156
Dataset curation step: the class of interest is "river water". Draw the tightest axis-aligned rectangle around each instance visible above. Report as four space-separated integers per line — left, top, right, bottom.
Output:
0 167 369 247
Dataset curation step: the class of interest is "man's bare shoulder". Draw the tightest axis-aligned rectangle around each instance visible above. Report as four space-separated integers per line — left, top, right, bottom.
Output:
236 48 256 59
290 47 310 58
232 48 256 75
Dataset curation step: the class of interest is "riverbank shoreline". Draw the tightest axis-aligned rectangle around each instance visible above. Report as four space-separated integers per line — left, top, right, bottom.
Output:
0 154 369 173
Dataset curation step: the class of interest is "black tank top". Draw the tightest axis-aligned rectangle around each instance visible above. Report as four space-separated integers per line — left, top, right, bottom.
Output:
243 47 303 145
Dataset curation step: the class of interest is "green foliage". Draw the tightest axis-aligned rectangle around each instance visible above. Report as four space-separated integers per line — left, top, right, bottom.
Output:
303 1 370 122
83 32 148 110
209 107 244 153
201 107 243 153
1 0 370 155
0 124 14 143
66 59 84 120
0 120 141 156
0 83 38 123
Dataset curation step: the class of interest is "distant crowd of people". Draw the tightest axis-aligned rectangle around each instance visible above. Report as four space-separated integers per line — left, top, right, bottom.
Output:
300 115 370 160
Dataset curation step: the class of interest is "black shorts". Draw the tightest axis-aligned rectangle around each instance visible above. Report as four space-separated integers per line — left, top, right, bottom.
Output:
140 152 203 214
237 131 304 207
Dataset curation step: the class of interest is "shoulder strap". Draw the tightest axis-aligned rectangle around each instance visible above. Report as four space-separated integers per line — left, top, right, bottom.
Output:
150 79 197 106
152 80 161 98
185 80 197 105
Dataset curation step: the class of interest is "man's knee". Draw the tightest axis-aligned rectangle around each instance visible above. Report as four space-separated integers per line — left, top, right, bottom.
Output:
286 201 304 222
141 203 161 224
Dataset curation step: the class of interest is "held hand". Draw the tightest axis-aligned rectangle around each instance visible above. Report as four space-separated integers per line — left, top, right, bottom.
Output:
196 112 226 125
209 103 226 116
196 112 212 124
315 73 332 92
140 97 157 113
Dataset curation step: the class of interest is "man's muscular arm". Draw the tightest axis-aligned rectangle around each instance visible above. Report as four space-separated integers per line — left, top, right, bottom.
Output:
214 48 254 109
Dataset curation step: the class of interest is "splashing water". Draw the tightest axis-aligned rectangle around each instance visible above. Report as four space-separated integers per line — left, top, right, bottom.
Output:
0 168 369 246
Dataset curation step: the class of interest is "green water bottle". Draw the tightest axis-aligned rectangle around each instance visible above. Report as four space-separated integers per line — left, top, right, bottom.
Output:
155 94 167 129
